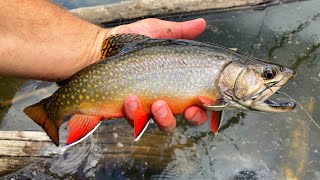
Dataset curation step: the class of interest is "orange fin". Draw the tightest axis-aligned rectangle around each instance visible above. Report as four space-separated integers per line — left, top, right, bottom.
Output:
66 114 103 146
23 98 60 146
133 106 150 141
210 111 223 135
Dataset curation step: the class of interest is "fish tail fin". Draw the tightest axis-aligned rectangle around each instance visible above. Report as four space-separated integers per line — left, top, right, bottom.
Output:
23 98 59 146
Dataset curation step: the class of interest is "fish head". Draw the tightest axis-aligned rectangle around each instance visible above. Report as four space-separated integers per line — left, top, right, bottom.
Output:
219 59 296 112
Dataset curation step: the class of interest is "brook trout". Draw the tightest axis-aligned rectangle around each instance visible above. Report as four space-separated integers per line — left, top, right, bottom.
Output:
24 34 296 146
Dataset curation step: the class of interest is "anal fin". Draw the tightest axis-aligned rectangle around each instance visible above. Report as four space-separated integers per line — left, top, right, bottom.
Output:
210 111 223 135
66 114 103 146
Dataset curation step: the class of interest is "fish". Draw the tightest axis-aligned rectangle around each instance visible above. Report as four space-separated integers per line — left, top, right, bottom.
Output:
23 34 296 146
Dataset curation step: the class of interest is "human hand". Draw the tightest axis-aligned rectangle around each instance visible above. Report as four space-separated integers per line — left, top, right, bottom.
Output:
0 0 214 134
105 18 211 133
124 95 208 134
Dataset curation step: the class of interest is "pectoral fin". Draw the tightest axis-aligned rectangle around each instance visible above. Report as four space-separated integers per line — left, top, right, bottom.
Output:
198 96 227 111
210 111 224 135
204 103 227 111
66 114 103 146
198 96 224 135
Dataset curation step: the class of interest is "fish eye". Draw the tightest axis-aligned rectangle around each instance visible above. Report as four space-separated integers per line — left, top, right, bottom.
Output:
263 66 277 79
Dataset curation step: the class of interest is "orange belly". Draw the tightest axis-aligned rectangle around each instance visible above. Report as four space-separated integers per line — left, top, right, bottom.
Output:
78 96 205 120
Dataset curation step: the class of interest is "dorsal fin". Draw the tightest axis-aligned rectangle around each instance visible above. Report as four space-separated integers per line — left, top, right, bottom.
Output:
99 34 206 60
56 79 69 86
100 34 151 59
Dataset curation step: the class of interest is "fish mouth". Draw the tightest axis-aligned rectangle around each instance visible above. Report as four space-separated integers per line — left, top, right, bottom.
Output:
263 99 296 111
250 98 296 112
250 90 296 112
249 78 296 112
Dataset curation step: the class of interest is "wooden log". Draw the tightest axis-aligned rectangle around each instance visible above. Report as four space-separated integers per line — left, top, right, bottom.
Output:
0 131 54 176
70 0 272 24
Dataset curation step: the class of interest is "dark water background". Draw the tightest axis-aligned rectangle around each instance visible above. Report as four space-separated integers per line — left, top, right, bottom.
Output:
1 0 320 179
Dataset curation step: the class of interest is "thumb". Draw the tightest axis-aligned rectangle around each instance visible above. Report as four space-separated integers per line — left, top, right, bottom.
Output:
107 18 206 39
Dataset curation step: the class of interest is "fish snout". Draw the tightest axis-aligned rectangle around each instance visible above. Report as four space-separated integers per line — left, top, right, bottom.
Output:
282 66 296 79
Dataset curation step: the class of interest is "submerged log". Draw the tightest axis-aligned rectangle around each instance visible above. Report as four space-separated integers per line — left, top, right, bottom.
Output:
0 131 55 176
0 121 193 177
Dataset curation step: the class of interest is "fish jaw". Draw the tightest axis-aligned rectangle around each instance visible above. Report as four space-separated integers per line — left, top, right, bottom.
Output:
239 67 296 112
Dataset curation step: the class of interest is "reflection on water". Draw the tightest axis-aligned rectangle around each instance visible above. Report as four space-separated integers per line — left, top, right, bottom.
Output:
53 0 123 9
1 0 320 179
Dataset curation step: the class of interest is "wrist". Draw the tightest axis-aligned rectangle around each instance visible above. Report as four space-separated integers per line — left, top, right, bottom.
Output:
0 0 111 82
78 28 109 72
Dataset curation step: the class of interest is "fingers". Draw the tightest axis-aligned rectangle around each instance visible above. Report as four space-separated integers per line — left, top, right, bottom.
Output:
124 96 207 134
151 100 176 133
184 106 208 125
123 95 141 127
124 97 176 133
107 18 206 40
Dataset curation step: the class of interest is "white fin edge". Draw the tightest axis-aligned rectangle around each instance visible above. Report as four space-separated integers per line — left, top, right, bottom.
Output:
134 120 150 142
213 111 224 136
65 122 102 149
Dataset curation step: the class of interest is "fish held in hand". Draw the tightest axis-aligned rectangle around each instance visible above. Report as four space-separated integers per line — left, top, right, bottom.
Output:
23 34 296 146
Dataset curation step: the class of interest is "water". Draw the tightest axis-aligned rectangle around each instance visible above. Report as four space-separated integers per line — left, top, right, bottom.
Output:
1 0 320 179
54 0 124 9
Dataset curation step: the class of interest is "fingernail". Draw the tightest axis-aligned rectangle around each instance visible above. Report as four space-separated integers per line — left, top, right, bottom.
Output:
128 101 137 110
155 106 168 118
192 111 201 122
